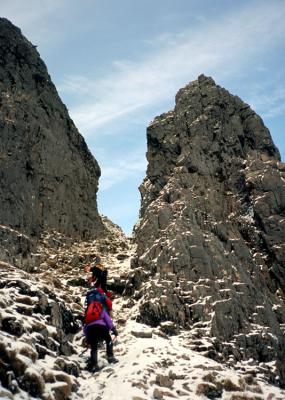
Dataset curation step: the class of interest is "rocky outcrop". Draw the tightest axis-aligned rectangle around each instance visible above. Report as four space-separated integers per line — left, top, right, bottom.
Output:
0 225 37 271
133 75 285 386
0 263 80 399
0 18 104 240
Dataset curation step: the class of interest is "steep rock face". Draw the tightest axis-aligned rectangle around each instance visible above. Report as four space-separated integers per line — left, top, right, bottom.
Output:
0 18 104 239
133 75 285 385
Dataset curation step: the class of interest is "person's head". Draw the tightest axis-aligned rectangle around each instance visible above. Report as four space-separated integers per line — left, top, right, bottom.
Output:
93 269 107 292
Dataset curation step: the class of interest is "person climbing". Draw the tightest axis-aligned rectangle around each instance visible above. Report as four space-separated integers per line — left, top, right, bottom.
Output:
85 284 112 314
85 256 108 293
83 306 118 372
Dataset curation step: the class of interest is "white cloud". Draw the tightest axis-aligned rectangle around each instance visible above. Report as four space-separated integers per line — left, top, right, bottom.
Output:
59 1 285 134
1 0 69 47
249 86 285 118
1 0 64 25
99 152 147 191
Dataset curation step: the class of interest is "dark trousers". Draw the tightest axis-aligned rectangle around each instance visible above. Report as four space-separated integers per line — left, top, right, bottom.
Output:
85 324 113 365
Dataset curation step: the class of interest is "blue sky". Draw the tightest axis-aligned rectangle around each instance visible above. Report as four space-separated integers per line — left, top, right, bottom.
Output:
2 0 285 234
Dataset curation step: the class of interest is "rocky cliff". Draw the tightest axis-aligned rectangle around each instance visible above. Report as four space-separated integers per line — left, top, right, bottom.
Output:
0 18 104 240
133 75 285 386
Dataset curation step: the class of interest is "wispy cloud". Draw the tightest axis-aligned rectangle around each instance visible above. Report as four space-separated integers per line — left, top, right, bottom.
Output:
1 0 64 23
99 152 147 191
59 1 285 134
249 85 285 118
1 0 69 47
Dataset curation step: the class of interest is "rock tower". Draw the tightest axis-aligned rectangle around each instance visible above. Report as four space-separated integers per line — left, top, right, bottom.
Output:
133 75 285 385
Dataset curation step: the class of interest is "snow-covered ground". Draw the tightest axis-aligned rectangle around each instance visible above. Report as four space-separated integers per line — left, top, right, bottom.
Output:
71 320 285 400
0 228 285 400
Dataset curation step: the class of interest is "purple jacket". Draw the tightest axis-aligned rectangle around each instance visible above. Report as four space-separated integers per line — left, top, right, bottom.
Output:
83 310 114 336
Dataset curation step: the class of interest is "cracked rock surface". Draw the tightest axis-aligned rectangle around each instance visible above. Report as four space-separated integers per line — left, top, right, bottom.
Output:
0 18 104 240
133 75 285 385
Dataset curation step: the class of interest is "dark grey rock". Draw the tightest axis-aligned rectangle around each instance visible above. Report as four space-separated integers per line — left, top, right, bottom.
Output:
134 75 285 386
1 316 25 336
19 368 45 397
131 329 153 338
0 18 104 241
54 357 80 377
0 226 37 271
155 374 174 388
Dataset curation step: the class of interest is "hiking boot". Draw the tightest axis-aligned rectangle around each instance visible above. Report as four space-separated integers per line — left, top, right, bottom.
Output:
107 355 119 364
87 360 101 372
91 364 101 372
106 341 118 364
87 347 99 372
86 360 94 371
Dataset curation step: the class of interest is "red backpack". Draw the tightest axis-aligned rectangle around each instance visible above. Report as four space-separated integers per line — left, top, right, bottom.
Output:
84 301 103 324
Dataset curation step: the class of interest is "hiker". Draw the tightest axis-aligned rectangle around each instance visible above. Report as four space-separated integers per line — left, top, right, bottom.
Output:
85 285 112 313
83 306 118 372
85 256 108 293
